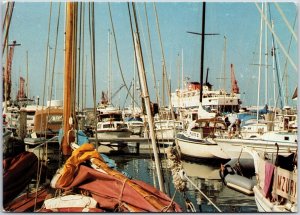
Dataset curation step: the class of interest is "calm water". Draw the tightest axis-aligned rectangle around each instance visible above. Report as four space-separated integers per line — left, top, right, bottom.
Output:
110 154 258 213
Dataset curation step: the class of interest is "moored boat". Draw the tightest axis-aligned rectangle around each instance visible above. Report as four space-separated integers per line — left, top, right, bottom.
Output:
96 105 132 139
245 147 297 212
215 131 297 159
176 118 229 159
96 121 132 139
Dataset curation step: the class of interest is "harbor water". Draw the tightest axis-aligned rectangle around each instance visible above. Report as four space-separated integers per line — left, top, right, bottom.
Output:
110 153 258 213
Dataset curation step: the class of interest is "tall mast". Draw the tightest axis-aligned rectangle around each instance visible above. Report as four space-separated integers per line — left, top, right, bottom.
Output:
162 59 165 107
62 2 77 156
108 29 112 104
133 49 136 111
264 2 268 106
199 2 206 103
176 54 179 89
257 3 263 122
181 48 183 90
133 32 165 193
223 36 227 91
26 50 29 101
271 20 276 108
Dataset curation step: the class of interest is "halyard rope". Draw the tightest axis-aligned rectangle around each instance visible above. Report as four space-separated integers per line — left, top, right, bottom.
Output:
166 146 222 212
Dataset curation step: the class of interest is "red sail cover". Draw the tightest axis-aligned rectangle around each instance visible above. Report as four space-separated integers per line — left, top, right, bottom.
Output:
59 165 182 212
53 143 182 212
3 152 38 206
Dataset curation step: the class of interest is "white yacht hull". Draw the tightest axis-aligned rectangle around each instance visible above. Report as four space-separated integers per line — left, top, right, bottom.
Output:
176 133 229 159
253 186 294 212
96 130 132 139
216 136 297 159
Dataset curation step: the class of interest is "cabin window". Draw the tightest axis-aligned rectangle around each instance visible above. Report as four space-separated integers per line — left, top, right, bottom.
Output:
47 115 63 123
103 124 114 128
284 136 289 141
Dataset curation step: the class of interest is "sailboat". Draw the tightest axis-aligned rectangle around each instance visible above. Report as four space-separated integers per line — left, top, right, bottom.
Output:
4 2 182 212
175 2 229 160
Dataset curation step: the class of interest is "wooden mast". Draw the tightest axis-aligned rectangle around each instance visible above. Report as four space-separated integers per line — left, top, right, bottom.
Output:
133 32 166 193
62 2 76 155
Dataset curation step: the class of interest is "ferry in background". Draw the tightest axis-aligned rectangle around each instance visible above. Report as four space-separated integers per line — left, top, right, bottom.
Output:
171 81 241 113
171 64 242 114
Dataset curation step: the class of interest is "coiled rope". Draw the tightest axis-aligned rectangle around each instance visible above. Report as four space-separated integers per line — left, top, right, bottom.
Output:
166 146 222 212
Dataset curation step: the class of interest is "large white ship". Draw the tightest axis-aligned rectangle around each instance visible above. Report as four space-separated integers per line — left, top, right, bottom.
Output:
171 81 241 113
171 64 242 113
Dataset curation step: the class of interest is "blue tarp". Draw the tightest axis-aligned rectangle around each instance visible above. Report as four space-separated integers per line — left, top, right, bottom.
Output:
58 129 89 146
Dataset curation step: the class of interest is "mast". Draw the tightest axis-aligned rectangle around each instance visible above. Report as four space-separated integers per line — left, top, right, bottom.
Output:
199 2 206 103
264 2 268 106
133 48 136 112
162 59 165 107
108 29 112 104
256 3 263 123
133 32 165 193
271 20 276 108
223 36 227 91
26 50 29 101
62 2 77 156
177 53 180 90
181 48 183 90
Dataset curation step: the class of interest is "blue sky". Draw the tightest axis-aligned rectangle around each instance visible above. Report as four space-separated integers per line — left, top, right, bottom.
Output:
2 1 298 109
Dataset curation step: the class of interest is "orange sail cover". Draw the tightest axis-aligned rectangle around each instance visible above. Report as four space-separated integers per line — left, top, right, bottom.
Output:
52 143 182 212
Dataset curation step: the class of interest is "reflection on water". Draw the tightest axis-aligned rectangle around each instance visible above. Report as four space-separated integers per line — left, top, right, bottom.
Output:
111 155 258 213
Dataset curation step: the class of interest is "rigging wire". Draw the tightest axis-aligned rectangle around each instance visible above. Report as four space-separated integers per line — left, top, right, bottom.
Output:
77 2 83 116
274 2 297 42
255 3 296 71
151 4 180 171
143 3 160 105
2 2 15 55
88 2 99 149
134 2 172 195
48 3 61 107
267 5 283 109
135 3 160 105
127 3 144 112
34 3 53 210
81 4 86 111
180 170 222 212
152 3 175 119
44 2 62 187
122 80 133 109
279 11 297 106
127 5 152 167
108 3 139 107
128 4 155 164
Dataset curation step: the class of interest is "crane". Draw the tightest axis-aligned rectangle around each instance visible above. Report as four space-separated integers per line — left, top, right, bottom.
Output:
16 77 26 100
3 41 20 101
230 64 240 94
